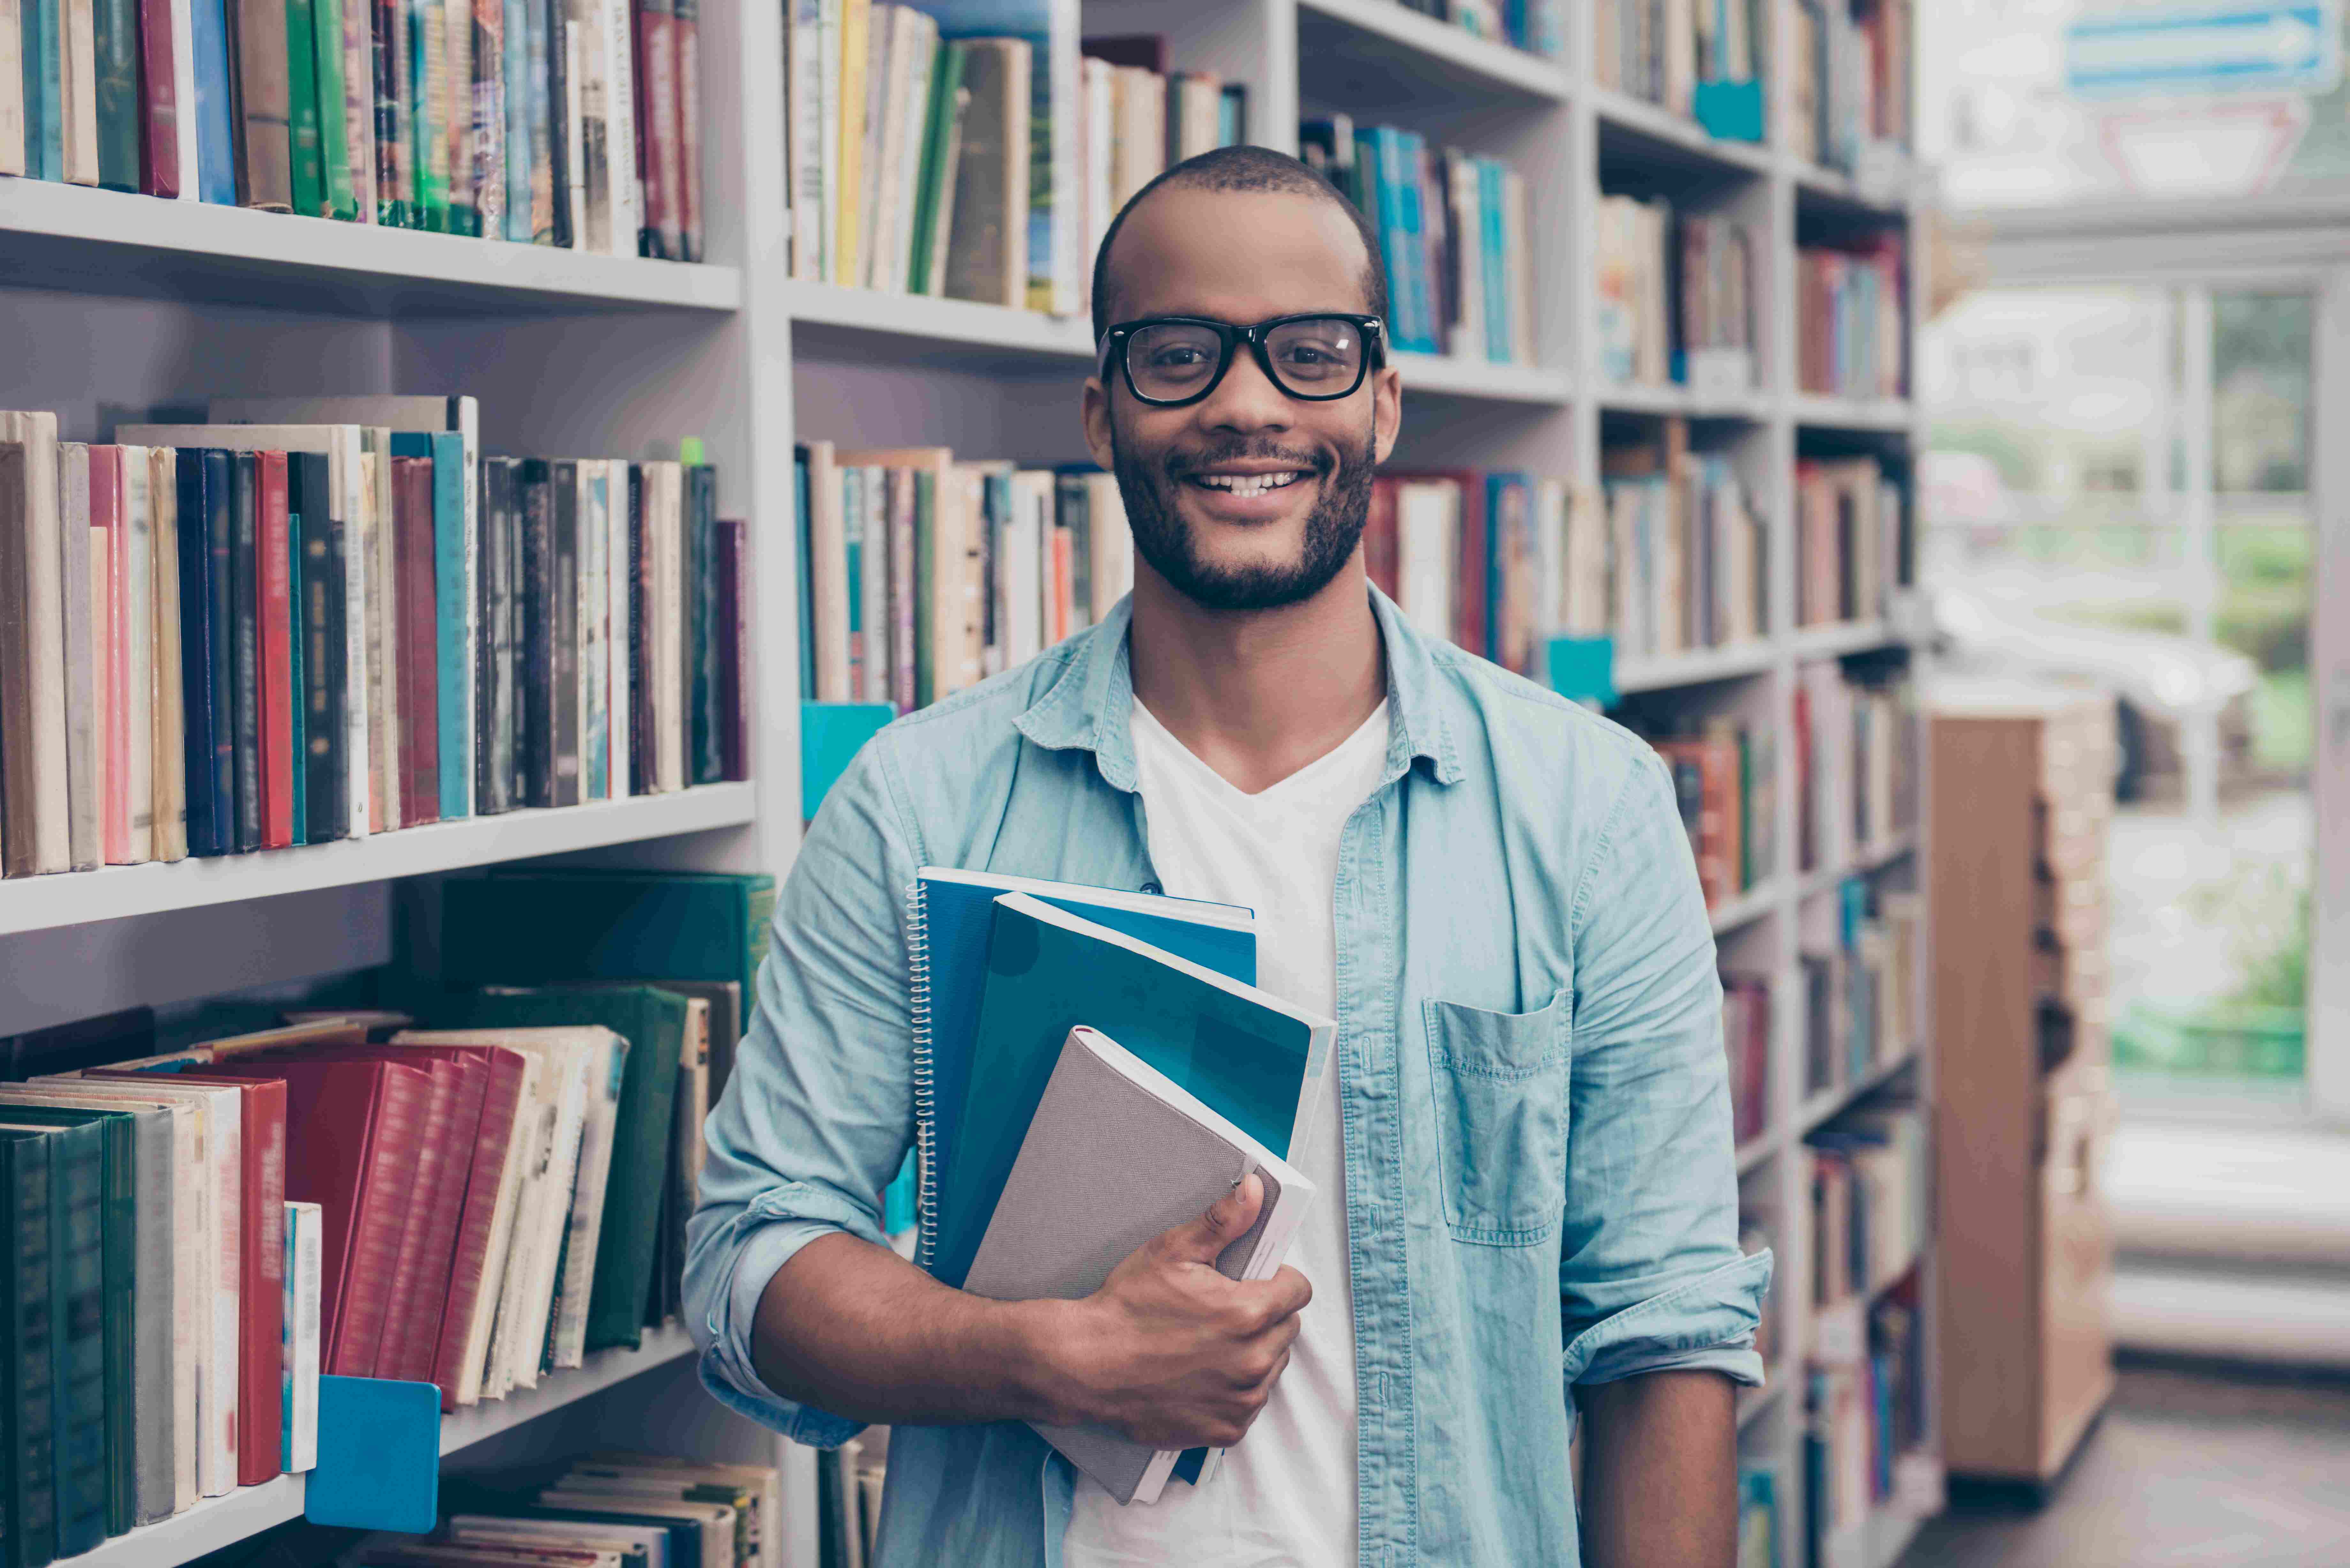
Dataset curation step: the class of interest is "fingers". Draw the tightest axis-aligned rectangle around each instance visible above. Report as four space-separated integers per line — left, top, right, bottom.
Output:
1152 1171 1266 1267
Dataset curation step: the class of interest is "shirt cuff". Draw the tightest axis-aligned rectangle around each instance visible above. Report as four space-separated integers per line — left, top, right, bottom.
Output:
698 1208 880 1450
1562 1250 1774 1390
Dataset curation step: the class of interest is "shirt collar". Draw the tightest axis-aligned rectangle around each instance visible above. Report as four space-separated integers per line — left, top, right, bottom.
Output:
1012 585 1463 791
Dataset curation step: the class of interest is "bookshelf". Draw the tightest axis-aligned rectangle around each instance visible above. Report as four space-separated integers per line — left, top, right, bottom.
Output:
2 1 1927 1566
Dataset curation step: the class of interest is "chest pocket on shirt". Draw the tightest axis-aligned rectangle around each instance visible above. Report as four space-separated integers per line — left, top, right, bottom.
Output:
1422 992 1570 1246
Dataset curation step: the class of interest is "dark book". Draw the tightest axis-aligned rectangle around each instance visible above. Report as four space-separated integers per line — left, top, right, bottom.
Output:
229 452 263 854
392 455 440 826
90 0 141 189
234 0 294 208
790 447 812 703
370 0 407 225
714 516 745 784
517 459 554 808
420 987 683 1350
1078 33 1164 71
627 465 651 795
292 452 347 842
543 0 570 247
632 0 678 257
0 1010 156 1083
476 457 515 816
686 464 720 786
256 451 295 849
176 452 233 856
285 470 306 848
550 461 582 808
284 0 323 212
0 1134 57 1568
135 0 181 194
0 1123 101 1560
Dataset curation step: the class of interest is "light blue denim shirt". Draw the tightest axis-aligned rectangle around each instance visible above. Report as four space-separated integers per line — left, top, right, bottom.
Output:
687 588 1772 1567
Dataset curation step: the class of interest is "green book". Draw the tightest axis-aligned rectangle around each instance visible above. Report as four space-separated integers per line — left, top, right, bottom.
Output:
0 1111 135 1541
905 38 966 295
0 1125 97 1562
285 0 326 213
22 0 64 182
438 870 778 1039
313 0 355 219
0 1135 58 1568
410 0 450 230
422 987 685 1352
90 0 140 189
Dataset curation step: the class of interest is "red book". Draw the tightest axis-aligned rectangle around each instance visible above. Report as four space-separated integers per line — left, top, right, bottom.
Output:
635 0 680 258
671 0 701 261
90 1070 289 1484
393 455 440 826
90 448 131 864
198 1058 432 1379
255 451 294 848
136 0 180 195
1362 475 1399 601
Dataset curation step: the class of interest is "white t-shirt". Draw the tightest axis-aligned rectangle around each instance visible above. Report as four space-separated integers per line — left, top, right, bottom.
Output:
1062 698 1391 1568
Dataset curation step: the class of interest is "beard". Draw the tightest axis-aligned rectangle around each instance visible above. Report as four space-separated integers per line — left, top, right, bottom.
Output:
1110 419 1376 613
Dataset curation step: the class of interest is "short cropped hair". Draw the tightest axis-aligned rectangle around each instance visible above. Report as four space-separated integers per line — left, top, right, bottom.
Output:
1088 145 1391 344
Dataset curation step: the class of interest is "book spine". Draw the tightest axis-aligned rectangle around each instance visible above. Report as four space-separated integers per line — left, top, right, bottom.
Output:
407 0 443 226
499 0 526 236
148 450 188 862
580 465 607 798
233 0 290 205
688 465 719 783
390 456 438 824
370 0 403 222
309 0 349 215
285 481 307 846
329 1067 427 1377
626 464 649 794
603 459 629 793
89 450 130 865
668 0 694 260
52 1131 106 1555
227 454 260 851
715 515 744 782
521 0 547 237
281 1200 319 1473
127 1117 172 1525
253 452 293 848
337 0 372 218
234 1080 284 1485
54 445 98 874
519 459 553 806
134 0 180 192
284 0 323 210
20 0 59 180
96 1122 133 1533
429 436 468 818
441 0 471 231
174 454 216 857
550 461 580 804
369 1067 449 1383
298 461 347 841
4 1140 57 1559
543 0 567 244
631 0 672 255
187 0 232 199
469 0 501 235
121 449 156 863
602 0 634 254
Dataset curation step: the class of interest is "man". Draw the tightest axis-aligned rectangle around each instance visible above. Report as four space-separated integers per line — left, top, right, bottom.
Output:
687 146 1770 1566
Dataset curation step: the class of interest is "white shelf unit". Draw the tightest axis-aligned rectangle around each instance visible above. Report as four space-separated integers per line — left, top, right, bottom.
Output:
0 0 1933 1564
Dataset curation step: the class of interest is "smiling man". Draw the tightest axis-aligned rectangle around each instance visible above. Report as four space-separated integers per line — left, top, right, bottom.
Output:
687 147 1770 1567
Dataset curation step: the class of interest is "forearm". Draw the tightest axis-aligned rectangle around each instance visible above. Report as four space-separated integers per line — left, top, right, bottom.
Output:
750 1231 1076 1428
1575 1369 1739 1568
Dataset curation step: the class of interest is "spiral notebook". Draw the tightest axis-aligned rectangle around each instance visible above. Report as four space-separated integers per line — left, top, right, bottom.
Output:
905 866 1257 1270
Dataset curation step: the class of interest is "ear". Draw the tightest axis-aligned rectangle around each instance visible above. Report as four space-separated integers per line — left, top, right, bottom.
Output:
1081 375 1116 471
1370 364 1403 465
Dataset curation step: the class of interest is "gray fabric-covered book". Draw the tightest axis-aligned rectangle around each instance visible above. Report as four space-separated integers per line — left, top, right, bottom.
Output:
960 1026 1315 1505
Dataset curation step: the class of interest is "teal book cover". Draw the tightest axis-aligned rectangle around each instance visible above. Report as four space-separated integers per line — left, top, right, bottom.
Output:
23 0 64 181
933 893 1327 1293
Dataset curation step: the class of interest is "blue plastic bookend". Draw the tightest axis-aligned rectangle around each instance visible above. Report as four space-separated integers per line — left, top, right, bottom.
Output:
1545 636 1617 708
304 1376 442 1533
1693 80 1765 143
801 701 899 820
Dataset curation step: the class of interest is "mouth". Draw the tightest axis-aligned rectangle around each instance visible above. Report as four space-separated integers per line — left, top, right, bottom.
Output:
1184 469 1311 498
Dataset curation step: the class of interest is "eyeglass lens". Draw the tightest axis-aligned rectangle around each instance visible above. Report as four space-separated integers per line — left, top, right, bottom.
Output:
1125 318 1368 402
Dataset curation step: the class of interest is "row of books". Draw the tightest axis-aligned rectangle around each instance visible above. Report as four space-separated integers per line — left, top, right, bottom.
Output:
817 1435 888 1568
778 9 1249 308
1603 418 1766 660
1807 1097 1924 1308
1787 0 1912 173
0 402 747 879
1364 471 1598 678
1806 1272 1925 1546
1797 237 1905 401
792 442 1133 710
1596 0 1765 125
1299 115 1537 365
1724 969 1770 1145
1795 451 1903 630
1793 660 1912 878
1800 877 1918 1100
352 1451 784 1568
0 0 708 256
1595 196 1758 394
1386 0 1564 57
1645 713 1776 912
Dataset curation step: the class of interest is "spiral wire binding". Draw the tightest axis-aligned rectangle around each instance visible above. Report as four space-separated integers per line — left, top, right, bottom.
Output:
906 879 939 1269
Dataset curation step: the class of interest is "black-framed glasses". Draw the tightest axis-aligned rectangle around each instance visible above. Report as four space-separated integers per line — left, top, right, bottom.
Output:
1100 313 1385 407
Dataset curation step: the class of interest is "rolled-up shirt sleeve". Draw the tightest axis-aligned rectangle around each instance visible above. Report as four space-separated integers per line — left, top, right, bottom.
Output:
685 738 922 1446
1558 749 1773 1394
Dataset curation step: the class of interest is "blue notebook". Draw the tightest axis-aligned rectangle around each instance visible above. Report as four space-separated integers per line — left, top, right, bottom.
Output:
908 866 1257 1268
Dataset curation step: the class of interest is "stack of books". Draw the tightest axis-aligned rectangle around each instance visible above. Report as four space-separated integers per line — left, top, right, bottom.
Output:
0 0 707 255
1388 0 1563 56
352 1451 783 1568
1793 661 1913 876
1602 418 1768 661
792 443 1133 710
1596 196 1759 392
0 403 747 879
1595 0 1765 120
1298 115 1537 365
778 10 1249 308
1723 969 1770 1144
1365 470 1601 676
1786 0 1912 172
1794 451 1904 628
1642 713 1775 913
1797 236 1906 400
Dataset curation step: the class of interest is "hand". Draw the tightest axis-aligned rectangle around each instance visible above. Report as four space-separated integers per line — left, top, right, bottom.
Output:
1030 1173 1311 1450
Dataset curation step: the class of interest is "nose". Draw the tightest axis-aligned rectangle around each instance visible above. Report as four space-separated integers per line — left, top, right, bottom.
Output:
1192 341 1294 436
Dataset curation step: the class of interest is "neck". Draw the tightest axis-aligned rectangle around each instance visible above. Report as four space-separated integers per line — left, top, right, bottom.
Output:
1126 554 1386 795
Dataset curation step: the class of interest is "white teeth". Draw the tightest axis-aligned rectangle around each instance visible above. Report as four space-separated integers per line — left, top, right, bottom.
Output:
1196 471 1304 497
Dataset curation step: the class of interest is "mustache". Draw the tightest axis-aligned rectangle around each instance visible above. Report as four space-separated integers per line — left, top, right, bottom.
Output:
1160 442 1335 479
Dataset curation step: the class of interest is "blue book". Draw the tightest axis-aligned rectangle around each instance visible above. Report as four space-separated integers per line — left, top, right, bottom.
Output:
188 0 234 200
1477 158 1510 363
931 890 1332 1294
504 0 534 241
908 866 1257 1275
177 451 235 856
391 432 472 819
22 0 61 180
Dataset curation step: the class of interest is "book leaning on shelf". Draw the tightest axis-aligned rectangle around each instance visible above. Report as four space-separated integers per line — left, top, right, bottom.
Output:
0 0 706 256
0 403 749 878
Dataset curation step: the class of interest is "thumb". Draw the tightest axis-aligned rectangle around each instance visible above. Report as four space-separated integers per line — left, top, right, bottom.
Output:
1160 1172 1263 1266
